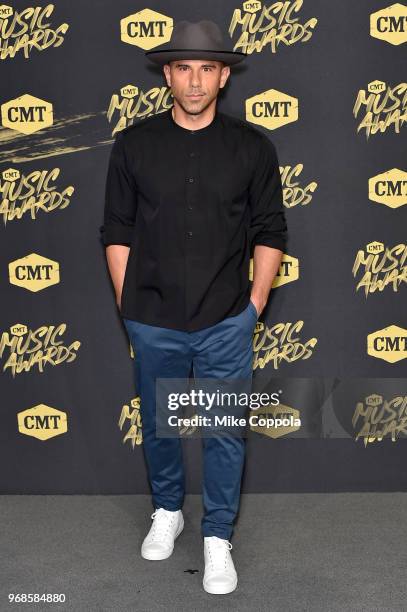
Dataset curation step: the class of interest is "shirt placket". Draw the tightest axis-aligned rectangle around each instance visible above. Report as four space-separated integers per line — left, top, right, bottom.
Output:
185 131 199 329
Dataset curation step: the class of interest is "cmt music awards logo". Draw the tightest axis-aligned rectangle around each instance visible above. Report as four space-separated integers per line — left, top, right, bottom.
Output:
281 164 318 209
118 395 198 447
370 3 407 46
367 325 407 363
112 9 173 134
248 253 316 371
353 80 407 138
17 404 67 441
119 336 143 448
0 4 69 59
107 83 172 134
109 9 174 132
0 323 81 376
251 319 318 370
119 397 143 448
0 167 74 224
1 93 53 135
228 0 318 54
352 241 407 296
352 393 407 446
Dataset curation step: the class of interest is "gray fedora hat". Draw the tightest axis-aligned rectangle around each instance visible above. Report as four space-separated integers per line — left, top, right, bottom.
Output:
145 19 247 66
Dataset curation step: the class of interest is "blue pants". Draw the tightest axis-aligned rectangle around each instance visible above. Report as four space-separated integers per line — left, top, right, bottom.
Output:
122 300 258 540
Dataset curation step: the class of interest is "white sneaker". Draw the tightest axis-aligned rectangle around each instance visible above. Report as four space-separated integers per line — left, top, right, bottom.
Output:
141 507 184 560
203 536 238 594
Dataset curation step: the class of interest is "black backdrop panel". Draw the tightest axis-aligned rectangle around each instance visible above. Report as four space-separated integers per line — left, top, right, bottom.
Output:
0 0 406 493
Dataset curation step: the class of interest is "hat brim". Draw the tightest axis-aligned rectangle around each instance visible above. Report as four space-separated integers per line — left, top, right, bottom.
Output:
145 49 247 66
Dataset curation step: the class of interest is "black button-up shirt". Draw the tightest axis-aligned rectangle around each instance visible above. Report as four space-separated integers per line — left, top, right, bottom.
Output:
99 107 288 332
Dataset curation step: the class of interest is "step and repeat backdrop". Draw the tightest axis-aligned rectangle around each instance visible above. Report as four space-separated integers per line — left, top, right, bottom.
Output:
1 1 406 493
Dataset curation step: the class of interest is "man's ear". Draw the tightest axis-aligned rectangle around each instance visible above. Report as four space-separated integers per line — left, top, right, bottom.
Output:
163 63 171 87
220 64 230 89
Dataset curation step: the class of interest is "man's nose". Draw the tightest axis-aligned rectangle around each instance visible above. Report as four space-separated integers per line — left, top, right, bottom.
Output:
189 71 202 87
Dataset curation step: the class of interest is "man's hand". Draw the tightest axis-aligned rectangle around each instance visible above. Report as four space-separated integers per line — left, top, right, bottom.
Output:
250 244 284 318
250 294 267 318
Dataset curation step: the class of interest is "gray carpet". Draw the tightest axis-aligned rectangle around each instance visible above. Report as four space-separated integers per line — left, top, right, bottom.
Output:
1 493 406 611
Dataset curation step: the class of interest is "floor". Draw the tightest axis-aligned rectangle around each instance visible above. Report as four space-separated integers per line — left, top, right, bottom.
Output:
1 493 406 611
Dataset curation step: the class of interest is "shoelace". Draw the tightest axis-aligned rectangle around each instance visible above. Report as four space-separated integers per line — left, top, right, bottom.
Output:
149 508 176 542
206 537 233 571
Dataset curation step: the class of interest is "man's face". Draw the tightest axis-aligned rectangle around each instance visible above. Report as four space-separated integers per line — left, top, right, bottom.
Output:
163 59 230 115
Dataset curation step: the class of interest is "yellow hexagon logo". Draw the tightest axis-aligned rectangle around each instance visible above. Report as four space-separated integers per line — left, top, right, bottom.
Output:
243 0 262 13
366 394 383 406
2 167 20 182
1 94 53 135
249 403 301 439
17 404 68 440
370 3 407 45
245 88 298 130
368 168 407 208
10 323 27 336
273 253 299 287
120 84 139 99
367 80 386 93
0 5 13 18
367 325 407 363
9 253 60 292
249 253 298 287
366 241 384 254
120 9 173 50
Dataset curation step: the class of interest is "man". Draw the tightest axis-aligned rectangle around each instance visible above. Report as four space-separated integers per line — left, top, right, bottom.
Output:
100 20 287 595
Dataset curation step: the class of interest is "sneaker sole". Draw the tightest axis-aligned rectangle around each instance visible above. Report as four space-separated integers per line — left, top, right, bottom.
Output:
203 576 238 595
141 516 184 561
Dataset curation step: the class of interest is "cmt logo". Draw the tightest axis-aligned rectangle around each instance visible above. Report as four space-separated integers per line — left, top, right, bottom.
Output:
250 253 299 287
120 9 173 49
10 323 28 336
245 88 298 130
0 4 13 18
367 325 407 363
370 3 407 45
120 84 139 99
8 253 60 292
242 0 262 12
365 240 384 255
17 404 67 441
1 94 53 135
249 404 301 439
368 168 407 208
2 167 20 182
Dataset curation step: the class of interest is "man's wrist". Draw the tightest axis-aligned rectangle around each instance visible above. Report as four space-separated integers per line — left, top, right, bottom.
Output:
250 291 268 316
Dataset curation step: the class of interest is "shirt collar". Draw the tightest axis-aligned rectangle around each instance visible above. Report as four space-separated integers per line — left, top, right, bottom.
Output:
166 106 219 135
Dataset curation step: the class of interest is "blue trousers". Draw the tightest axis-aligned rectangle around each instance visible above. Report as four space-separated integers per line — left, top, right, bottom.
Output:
122 300 258 540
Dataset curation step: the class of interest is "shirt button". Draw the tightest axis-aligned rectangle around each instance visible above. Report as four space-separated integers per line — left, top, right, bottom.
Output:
187 177 194 183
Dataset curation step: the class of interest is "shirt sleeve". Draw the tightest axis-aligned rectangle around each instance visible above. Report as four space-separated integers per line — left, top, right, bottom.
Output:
99 129 138 247
248 134 287 256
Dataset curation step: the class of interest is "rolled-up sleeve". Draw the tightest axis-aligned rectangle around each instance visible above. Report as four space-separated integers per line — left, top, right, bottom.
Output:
248 134 287 255
99 129 138 247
